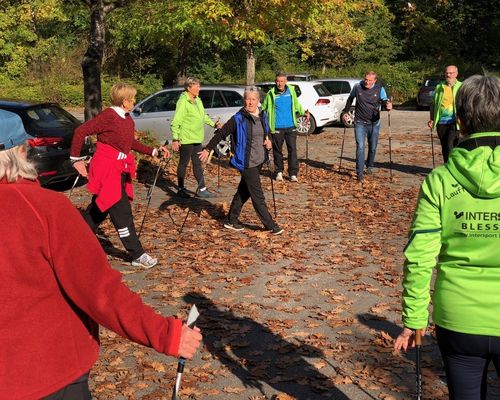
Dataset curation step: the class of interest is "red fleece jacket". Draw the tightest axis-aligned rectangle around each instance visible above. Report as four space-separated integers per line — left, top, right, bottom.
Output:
0 179 182 400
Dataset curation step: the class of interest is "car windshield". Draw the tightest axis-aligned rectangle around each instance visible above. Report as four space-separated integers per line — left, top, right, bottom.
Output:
313 84 331 97
425 78 442 87
22 105 78 131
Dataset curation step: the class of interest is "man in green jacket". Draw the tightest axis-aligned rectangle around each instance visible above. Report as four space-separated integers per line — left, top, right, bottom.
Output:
262 72 309 182
428 65 462 162
395 75 500 398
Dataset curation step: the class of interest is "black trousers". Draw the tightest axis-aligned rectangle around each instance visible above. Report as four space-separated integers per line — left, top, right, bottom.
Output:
83 174 144 259
228 165 277 230
177 143 205 189
436 123 459 163
272 128 298 176
42 373 91 400
436 325 500 400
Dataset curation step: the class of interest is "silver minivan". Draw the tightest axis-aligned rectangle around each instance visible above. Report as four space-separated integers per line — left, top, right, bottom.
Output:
131 84 245 145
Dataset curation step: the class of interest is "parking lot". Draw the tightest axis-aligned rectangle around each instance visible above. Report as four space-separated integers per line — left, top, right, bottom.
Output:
64 109 500 399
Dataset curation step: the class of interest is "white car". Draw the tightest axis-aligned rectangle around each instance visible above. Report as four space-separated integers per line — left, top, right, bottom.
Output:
319 78 362 127
131 85 245 145
256 81 339 134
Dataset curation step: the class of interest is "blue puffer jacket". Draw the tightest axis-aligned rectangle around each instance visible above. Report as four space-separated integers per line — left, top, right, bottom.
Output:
205 108 270 172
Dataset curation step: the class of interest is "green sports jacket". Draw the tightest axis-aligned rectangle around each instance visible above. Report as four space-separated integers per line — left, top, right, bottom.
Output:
431 80 462 130
402 132 500 335
171 92 215 144
261 84 305 133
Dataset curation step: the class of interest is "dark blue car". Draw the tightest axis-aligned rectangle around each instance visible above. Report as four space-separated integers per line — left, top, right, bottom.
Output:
0 100 94 186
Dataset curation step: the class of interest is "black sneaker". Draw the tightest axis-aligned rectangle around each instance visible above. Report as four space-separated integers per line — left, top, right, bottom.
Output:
177 188 191 198
269 226 284 235
223 221 245 231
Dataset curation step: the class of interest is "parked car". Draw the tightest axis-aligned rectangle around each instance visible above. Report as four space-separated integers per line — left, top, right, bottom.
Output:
416 76 441 110
131 84 245 145
286 73 318 82
256 81 338 135
0 100 94 186
318 78 361 127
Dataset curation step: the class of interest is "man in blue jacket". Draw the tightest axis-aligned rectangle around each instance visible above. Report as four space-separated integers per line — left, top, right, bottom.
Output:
342 71 392 182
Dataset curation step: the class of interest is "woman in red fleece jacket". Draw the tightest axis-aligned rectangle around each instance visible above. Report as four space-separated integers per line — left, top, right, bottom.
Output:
70 82 169 269
0 109 202 399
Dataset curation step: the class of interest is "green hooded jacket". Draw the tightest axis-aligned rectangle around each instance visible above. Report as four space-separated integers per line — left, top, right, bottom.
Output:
171 92 215 144
431 80 462 130
261 84 305 133
402 132 500 335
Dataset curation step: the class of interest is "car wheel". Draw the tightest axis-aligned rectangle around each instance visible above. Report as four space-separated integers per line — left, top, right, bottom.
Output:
343 108 355 128
296 115 316 135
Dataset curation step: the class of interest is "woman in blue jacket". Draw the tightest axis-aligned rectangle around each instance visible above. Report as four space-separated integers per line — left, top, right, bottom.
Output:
199 86 283 235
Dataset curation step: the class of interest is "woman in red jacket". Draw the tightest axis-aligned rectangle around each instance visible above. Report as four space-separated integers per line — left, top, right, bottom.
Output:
0 109 202 400
71 83 169 268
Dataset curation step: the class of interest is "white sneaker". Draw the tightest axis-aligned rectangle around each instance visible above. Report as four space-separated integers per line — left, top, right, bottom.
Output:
131 253 158 269
290 175 298 182
275 172 283 181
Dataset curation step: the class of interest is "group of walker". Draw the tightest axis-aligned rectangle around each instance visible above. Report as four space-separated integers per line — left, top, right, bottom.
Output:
1 67 499 399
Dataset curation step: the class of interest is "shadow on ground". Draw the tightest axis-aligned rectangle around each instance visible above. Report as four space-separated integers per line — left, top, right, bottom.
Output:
185 292 351 400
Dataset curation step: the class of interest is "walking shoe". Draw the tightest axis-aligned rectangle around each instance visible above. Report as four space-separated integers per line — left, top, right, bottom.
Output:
131 253 158 269
357 175 364 182
275 172 283 181
223 221 245 231
177 188 191 198
269 226 284 235
197 189 214 198
290 175 299 182
366 167 374 175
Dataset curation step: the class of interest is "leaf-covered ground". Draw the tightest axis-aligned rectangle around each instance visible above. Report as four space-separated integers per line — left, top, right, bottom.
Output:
68 111 500 399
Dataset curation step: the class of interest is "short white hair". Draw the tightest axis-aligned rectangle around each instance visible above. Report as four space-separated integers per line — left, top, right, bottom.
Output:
243 86 260 99
0 144 38 182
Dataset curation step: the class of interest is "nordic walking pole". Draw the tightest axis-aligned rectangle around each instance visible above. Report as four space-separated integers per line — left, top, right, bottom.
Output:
68 156 91 201
67 175 80 201
305 129 309 177
266 140 277 218
338 125 346 173
172 305 200 400
388 99 393 180
138 155 170 239
177 150 214 238
430 128 435 168
415 329 423 400
216 151 221 193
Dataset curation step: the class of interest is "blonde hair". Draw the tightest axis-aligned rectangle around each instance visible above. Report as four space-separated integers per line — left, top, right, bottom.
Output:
110 83 137 106
0 145 38 182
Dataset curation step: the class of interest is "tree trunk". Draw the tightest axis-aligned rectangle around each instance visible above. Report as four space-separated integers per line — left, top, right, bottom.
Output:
175 34 190 85
81 0 106 120
246 43 255 85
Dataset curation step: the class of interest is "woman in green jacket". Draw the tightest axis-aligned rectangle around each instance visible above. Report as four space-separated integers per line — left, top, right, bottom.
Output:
394 75 500 399
171 77 221 198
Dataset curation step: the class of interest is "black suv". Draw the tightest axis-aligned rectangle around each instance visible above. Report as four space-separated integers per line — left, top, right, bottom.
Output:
0 100 94 186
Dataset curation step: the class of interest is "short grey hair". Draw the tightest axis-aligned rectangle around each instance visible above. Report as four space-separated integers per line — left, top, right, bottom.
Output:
184 77 200 90
456 75 500 135
0 144 38 182
243 86 260 99
275 72 287 79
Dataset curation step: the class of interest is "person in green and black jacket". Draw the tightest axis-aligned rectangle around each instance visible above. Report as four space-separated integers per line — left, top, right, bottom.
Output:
171 77 221 198
395 75 500 399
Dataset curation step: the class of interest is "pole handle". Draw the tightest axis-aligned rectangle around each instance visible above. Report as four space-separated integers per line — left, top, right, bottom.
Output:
415 329 423 346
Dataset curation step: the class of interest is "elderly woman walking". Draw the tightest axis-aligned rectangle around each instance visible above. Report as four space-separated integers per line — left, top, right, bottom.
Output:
171 77 221 198
394 75 500 399
0 109 201 400
199 86 283 235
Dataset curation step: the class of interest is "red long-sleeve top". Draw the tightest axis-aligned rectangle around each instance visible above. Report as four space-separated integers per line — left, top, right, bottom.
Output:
0 179 182 400
70 107 154 211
